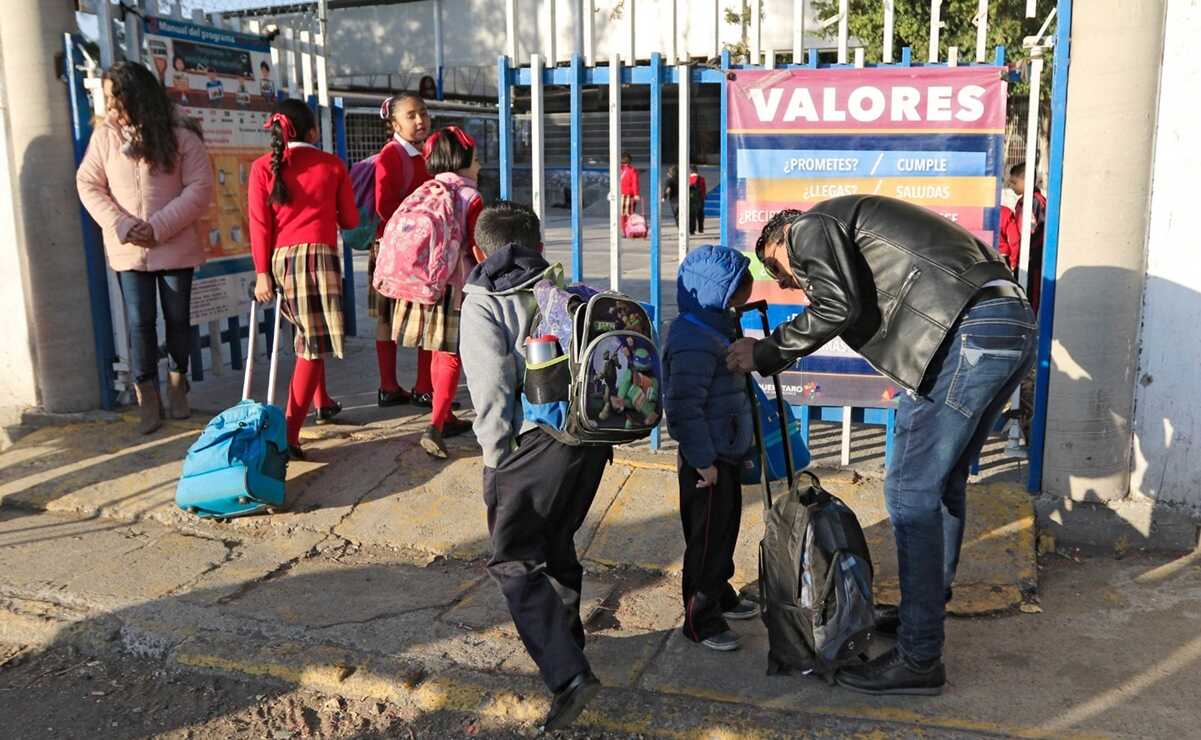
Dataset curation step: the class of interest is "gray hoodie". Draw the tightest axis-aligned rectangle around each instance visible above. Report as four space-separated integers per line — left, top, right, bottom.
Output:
460 244 556 468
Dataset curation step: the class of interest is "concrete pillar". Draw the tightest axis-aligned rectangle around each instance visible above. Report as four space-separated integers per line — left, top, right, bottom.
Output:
0 0 99 416
1037 1 1171 545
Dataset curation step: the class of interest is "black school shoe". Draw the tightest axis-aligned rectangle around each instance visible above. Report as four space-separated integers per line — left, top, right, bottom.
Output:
378 387 412 407
440 416 474 439
409 391 462 411
286 444 306 462
314 401 342 425
835 646 945 696
420 426 448 459
541 670 601 733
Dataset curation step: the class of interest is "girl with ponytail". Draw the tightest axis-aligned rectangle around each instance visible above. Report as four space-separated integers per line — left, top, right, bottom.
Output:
369 91 434 409
247 99 359 459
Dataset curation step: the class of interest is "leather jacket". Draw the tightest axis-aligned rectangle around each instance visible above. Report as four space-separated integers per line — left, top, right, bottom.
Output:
752 195 1017 392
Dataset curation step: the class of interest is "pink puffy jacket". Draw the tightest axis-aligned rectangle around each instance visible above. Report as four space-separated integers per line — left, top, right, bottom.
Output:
76 118 214 272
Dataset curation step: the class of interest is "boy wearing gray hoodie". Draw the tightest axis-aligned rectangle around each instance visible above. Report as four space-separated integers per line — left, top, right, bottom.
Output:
459 202 610 732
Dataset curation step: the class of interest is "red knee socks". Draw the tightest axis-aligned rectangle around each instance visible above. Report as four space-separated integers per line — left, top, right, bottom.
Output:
313 359 334 409
375 340 400 392
430 351 462 430
286 357 322 445
414 348 434 395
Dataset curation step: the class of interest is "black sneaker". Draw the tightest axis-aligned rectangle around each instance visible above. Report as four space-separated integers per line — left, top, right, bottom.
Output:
440 416 474 439
419 425 448 459
286 444 306 462
835 647 945 696
314 401 342 425
722 599 761 621
378 387 411 408
700 630 741 652
541 670 601 733
410 391 461 411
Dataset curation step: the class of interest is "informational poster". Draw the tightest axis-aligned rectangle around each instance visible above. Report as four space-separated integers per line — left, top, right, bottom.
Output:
144 16 276 324
727 67 1007 408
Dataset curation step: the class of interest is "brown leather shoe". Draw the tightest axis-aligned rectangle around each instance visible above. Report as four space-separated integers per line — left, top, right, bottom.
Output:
167 371 191 420
134 381 163 435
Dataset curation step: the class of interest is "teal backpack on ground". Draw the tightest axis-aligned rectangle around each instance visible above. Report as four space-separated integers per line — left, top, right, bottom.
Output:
175 297 288 519
521 267 663 446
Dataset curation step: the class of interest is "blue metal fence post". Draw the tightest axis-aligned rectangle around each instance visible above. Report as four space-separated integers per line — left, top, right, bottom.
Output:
719 50 731 246
570 53 585 283
66 34 117 410
332 96 357 337
1029 0 1073 493
884 408 896 469
497 55 513 201
648 54 663 336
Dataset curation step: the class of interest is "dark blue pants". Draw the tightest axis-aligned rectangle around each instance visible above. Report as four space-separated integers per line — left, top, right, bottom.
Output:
116 268 194 384
885 296 1036 662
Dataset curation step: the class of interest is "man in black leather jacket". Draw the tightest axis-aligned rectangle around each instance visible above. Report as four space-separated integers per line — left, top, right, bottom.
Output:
727 195 1037 696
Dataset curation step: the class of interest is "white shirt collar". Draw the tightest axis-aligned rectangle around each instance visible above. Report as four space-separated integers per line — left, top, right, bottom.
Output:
393 133 421 156
286 141 318 150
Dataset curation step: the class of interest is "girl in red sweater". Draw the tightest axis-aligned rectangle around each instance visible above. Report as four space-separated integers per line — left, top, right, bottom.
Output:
620 151 640 234
370 92 435 408
248 99 358 459
388 127 482 459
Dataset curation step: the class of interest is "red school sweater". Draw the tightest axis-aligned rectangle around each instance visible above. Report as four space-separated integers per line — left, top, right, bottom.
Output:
374 137 431 238
248 144 359 274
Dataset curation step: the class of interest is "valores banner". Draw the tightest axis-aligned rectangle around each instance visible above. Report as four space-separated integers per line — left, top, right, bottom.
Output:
727 66 1008 409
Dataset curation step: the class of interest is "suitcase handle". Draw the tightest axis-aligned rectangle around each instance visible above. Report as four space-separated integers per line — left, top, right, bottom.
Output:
735 300 798 511
242 293 284 407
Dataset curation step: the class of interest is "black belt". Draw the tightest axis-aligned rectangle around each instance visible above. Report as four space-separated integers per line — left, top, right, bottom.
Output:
974 282 1026 303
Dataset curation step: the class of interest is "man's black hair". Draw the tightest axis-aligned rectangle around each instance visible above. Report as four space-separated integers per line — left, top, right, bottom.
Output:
755 209 805 260
475 200 542 255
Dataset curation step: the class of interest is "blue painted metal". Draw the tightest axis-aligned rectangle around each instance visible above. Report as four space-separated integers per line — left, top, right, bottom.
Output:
649 53 664 451
720 50 731 247
994 45 1006 66
808 48 818 67
436 65 444 100
497 56 512 200
227 316 243 371
901 47 913 66
332 97 357 338
570 54 584 283
799 404 811 447
1029 0 1073 493
66 34 118 410
884 408 896 469
190 326 204 382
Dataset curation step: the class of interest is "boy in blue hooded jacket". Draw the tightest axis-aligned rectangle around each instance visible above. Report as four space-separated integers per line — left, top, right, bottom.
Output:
663 244 759 652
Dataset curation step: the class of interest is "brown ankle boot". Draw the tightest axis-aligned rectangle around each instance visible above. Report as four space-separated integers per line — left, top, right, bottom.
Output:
134 381 163 435
167 371 191 420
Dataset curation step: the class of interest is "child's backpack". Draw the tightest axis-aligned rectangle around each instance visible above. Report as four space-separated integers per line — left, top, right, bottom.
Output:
340 155 379 252
373 174 476 305
623 211 647 239
521 268 662 446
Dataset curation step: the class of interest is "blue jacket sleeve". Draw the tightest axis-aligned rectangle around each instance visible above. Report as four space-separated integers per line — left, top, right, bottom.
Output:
664 339 719 471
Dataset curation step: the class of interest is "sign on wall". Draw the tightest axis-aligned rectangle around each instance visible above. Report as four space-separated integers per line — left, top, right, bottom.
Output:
144 16 277 324
727 66 1007 408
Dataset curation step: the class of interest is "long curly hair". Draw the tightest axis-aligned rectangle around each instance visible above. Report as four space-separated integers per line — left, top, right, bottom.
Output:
102 61 201 173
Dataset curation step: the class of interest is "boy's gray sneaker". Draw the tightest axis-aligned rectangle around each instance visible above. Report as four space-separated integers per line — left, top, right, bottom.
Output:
722 598 761 620
700 630 741 652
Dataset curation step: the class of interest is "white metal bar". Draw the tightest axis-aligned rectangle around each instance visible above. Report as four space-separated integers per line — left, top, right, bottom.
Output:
609 53 623 290
434 0 444 76
266 295 283 407
300 27 315 100
713 0 721 60
841 407 852 467
838 0 849 64
575 0 586 59
242 301 257 401
854 46 865 67
283 26 298 97
929 0 942 63
545 0 557 65
883 0 895 63
793 0 805 63
625 0 636 63
1019 49 1043 294
764 47 775 69
667 0 678 65
1026 0 1037 18
530 53 546 224
317 1 331 108
975 0 989 63
947 45 958 66
207 320 225 377
677 60 690 264
506 0 518 61
97 0 118 67
750 0 762 65
584 0 595 65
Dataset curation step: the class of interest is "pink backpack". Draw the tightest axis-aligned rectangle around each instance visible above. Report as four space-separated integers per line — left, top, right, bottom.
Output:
373 173 476 304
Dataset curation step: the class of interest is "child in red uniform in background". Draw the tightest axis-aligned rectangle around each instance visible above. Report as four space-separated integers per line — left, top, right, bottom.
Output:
248 99 358 459
370 92 435 408
998 161 1047 312
389 127 483 459
619 152 640 234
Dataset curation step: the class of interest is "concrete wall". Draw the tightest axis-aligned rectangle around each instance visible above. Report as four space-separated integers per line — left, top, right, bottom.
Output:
1130 0 1201 513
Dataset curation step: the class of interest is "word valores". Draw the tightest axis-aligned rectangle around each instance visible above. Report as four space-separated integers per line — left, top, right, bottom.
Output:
747 85 987 124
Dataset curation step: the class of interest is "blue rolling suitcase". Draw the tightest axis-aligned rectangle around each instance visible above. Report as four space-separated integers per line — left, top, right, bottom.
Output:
176 296 288 519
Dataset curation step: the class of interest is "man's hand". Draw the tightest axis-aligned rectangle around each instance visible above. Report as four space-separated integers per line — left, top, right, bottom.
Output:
696 465 719 489
726 337 758 373
127 221 157 247
254 273 275 303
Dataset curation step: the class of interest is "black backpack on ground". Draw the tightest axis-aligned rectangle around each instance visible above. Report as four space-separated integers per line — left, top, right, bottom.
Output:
738 301 877 683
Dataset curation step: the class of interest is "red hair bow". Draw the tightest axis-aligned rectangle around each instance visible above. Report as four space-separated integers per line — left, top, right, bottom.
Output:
421 125 475 159
263 113 297 144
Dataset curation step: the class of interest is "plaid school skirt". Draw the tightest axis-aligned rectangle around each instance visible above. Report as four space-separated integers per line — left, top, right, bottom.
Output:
391 285 461 353
366 240 394 321
271 243 344 360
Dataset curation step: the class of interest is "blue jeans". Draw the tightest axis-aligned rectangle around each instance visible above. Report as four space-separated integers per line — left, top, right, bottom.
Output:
885 296 1036 662
116 268 194 384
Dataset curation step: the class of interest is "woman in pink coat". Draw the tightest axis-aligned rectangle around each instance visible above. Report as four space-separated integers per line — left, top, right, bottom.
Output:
76 61 214 434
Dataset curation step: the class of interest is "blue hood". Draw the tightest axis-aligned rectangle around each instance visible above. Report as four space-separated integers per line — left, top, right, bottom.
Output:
676 244 751 316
